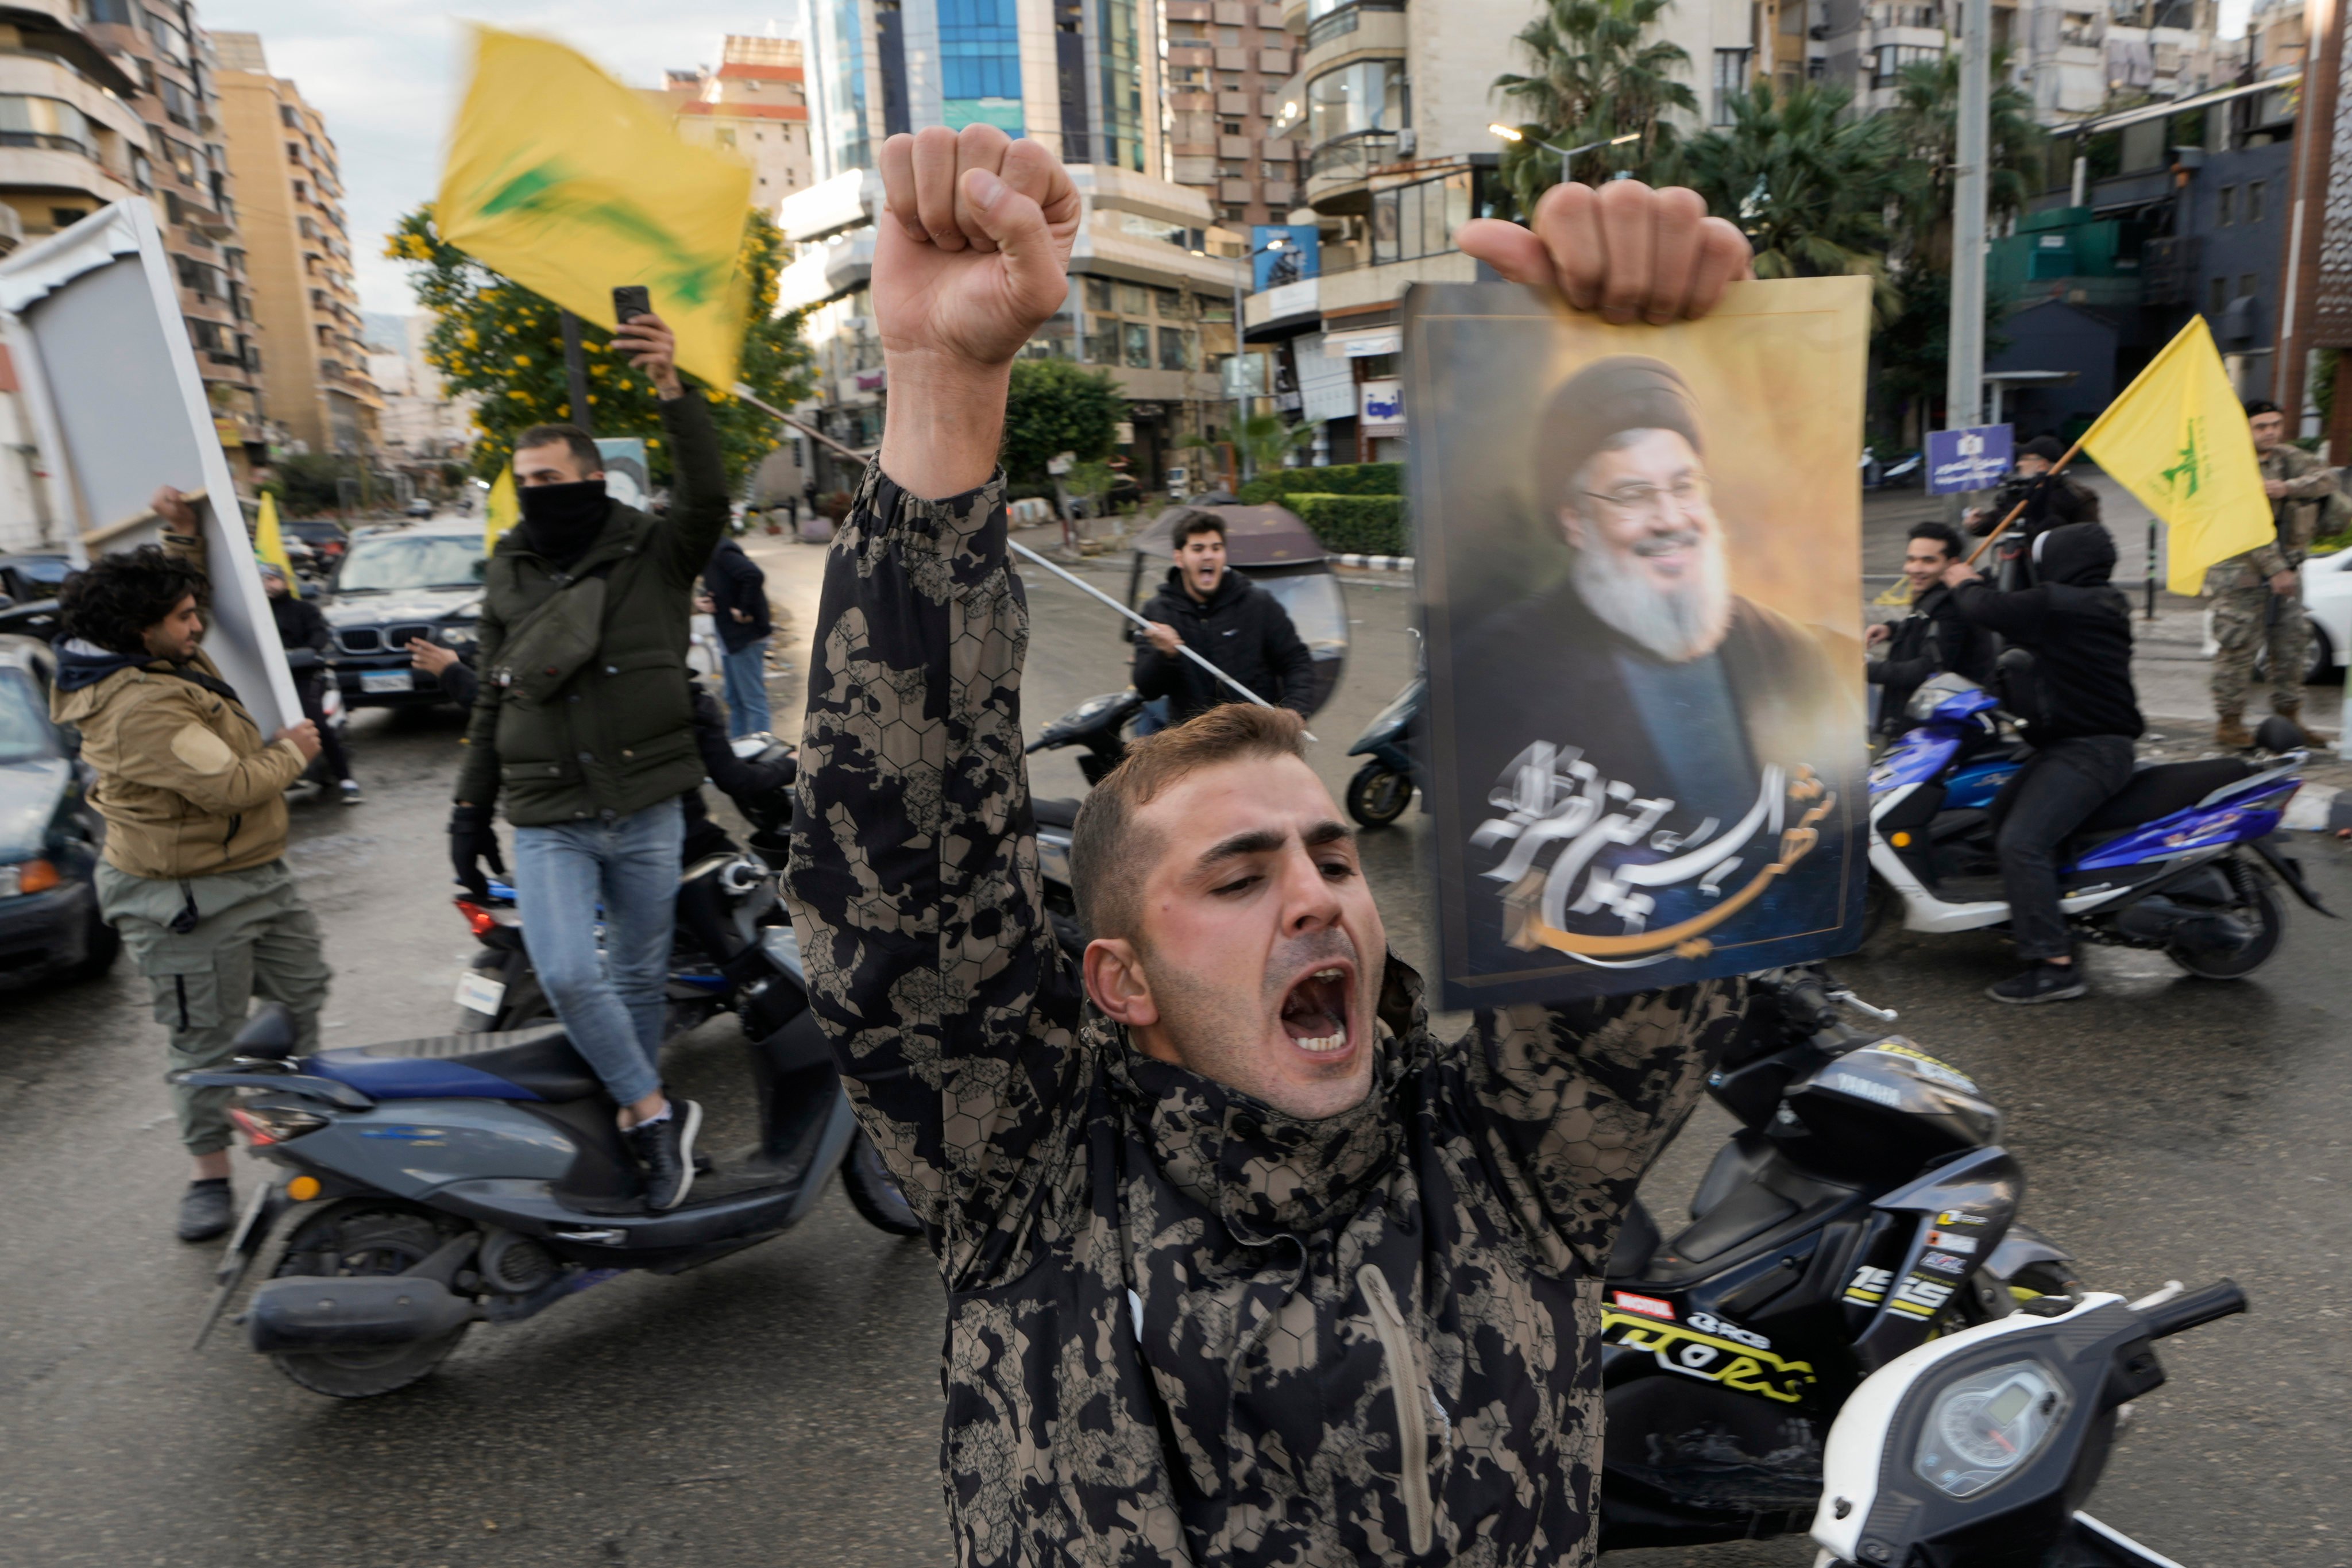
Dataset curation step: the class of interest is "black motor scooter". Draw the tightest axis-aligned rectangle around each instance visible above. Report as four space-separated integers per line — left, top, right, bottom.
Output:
1597 966 2088 1548
177 919 921 1398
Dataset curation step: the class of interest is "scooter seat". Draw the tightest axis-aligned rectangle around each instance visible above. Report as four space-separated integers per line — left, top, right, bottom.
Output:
307 1025 605 1103
2073 756 2256 836
1033 797 1082 832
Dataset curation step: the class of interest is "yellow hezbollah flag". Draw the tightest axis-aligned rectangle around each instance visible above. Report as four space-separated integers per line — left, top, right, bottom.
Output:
485 466 519 554
254 491 298 598
436 25 752 392
2078 315 2274 596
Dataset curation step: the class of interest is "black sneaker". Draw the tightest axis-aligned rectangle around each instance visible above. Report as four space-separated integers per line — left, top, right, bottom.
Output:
177 1180 234 1242
1987 963 2088 1005
626 1098 701 1210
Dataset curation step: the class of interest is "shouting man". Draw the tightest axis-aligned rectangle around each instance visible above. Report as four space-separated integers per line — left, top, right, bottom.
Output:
785 126 1757 1568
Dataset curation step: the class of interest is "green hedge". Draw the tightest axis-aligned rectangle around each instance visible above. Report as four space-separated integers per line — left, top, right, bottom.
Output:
1289 493 1408 557
1237 462 1403 504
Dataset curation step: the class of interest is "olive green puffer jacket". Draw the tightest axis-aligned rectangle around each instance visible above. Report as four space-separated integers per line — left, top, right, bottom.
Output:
453 391 731 826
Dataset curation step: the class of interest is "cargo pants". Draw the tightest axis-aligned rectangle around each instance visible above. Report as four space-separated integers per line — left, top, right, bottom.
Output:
96 859 331 1158
2210 581 2310 716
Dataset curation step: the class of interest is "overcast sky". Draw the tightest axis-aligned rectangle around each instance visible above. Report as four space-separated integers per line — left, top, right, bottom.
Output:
204 2 803 318
207 0 2254 321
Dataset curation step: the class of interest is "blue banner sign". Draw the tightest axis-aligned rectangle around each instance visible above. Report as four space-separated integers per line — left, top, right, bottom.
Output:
1926 424 2013 495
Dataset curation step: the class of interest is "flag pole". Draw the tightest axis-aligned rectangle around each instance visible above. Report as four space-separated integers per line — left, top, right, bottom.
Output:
729 383 1314 739
1961 431 2091 566
1007 538 1313 741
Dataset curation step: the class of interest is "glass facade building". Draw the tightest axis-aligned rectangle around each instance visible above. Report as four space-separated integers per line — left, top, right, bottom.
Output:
939 0 1023 132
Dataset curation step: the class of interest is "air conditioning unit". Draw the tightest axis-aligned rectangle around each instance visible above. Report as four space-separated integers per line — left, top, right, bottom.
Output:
1396 128 1417 156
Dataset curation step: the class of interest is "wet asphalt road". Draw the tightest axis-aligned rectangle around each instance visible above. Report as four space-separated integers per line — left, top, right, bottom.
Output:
2 531 2348 1567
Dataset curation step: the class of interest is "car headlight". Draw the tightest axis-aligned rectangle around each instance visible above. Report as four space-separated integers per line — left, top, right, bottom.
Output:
438 625 473 646
0 859 60 898
1913 1360 2067 1499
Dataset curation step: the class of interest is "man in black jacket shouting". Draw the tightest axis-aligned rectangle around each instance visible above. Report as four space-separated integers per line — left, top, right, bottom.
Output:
1132 508 1315 721
784 123 1757 1568
1945 522 2144 1005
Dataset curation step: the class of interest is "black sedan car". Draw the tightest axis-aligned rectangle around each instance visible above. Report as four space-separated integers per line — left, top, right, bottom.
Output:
0 552 71 642
0 635 115 986
322 520 484 709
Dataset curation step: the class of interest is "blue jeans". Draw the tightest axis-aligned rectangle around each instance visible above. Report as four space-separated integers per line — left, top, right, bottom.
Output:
721 636 771 737
510 797 683 1106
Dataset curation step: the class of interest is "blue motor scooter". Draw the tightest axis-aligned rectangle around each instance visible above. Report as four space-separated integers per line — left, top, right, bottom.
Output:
1867 674 2331 975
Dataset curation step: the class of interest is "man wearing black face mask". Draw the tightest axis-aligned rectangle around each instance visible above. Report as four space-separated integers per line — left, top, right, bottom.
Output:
448 313 728 1209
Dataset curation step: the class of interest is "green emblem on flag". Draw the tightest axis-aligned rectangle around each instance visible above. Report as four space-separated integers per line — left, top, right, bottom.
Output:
2160 418 2203 499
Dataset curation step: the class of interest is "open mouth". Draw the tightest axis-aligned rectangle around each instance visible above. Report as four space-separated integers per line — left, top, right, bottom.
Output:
1279 964 1353 1055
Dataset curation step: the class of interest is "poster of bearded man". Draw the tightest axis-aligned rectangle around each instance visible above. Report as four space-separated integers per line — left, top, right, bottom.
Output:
1405 276 1872 1009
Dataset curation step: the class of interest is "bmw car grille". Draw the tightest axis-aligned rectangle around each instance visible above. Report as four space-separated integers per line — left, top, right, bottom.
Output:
336 628 381 654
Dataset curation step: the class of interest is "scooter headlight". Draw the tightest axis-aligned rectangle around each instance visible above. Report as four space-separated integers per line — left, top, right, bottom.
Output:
1913 1359 2068 1499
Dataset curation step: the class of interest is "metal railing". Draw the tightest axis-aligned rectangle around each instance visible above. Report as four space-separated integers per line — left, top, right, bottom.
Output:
1309 130 1399 185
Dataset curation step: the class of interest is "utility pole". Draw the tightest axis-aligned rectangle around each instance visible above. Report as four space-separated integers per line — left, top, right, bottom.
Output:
1944 0 1991 517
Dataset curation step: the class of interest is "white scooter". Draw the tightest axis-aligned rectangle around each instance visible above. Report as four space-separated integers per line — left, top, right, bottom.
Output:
1809 1277 2245 1566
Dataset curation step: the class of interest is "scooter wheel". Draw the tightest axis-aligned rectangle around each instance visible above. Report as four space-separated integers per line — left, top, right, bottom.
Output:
1346 763 1413 828
2166 881 2285 980
841 1131 924 1237
266 1204 473 1398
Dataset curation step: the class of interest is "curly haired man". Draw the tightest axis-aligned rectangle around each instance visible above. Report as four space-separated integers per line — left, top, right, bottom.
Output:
52 496 327 1242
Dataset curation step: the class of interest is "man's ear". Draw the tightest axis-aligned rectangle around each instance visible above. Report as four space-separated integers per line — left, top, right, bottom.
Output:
1558 505 1588 550
1083 937 1159 1029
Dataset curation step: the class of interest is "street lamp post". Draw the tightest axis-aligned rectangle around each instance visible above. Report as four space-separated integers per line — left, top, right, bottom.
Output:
1488 125 1642 187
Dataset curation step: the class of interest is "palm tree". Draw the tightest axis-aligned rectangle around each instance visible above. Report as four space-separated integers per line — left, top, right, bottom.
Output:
1679 80 1905 326
1886 48 2045 270
1492 0 1697 213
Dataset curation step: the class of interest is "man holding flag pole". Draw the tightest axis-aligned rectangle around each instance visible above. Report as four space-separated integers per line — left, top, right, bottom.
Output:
1939 314 2278 1003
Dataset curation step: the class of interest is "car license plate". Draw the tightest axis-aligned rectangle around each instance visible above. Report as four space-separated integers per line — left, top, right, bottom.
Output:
360 670 412 695
455 971 507 1015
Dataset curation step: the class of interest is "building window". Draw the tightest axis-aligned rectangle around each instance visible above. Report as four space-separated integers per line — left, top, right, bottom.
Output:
1713 49 1753 124
1870 44 1939 88
1084 276 1114 311
1305 58 1404 148
1158 325 1194 370
0 96 96 158
2215 185 2234 225
1222 120 1243 136
1370 169 1481 265
2208 276 2226 314
148 13 191 64
2245 179 2264 222
1117 280 1151 315
49 206 86 230
86 0 134 22
159 78 198 130
1223 203 1250 222
1196 293 1234 322
1122 320 1151 368
279 105 298 127
2239 273 2257 299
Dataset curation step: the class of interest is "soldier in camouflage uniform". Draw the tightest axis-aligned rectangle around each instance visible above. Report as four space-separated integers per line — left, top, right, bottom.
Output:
783 128 1760 1567
2210 399 2340 748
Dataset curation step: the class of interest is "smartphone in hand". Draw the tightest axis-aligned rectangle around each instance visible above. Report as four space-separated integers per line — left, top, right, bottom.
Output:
612 285 652 325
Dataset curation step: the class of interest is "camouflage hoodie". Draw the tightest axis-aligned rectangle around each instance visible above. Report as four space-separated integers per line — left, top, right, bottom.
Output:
785 462 1748 1567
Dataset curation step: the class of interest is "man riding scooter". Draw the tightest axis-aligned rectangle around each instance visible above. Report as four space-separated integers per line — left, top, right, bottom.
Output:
1943 522 2144 1003
1866 521 1997 741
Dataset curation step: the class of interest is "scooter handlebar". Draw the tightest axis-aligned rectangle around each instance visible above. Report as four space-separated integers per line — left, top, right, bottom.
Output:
2136 1279 2246 1341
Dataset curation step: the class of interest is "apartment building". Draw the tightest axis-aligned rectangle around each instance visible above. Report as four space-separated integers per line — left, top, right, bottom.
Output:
214 32 380 459
0 2 273 486
367 314 474 469
650 35 815 209
1164 2 1301 231
785 0 1249 489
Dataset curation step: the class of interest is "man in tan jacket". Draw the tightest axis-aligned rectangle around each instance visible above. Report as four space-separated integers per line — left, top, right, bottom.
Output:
52 488 327 1241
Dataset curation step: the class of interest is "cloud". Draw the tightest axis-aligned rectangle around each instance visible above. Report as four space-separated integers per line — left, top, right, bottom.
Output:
203 1 799 314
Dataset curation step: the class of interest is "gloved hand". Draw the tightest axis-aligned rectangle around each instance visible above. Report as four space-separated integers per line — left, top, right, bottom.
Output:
449 804 507 901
